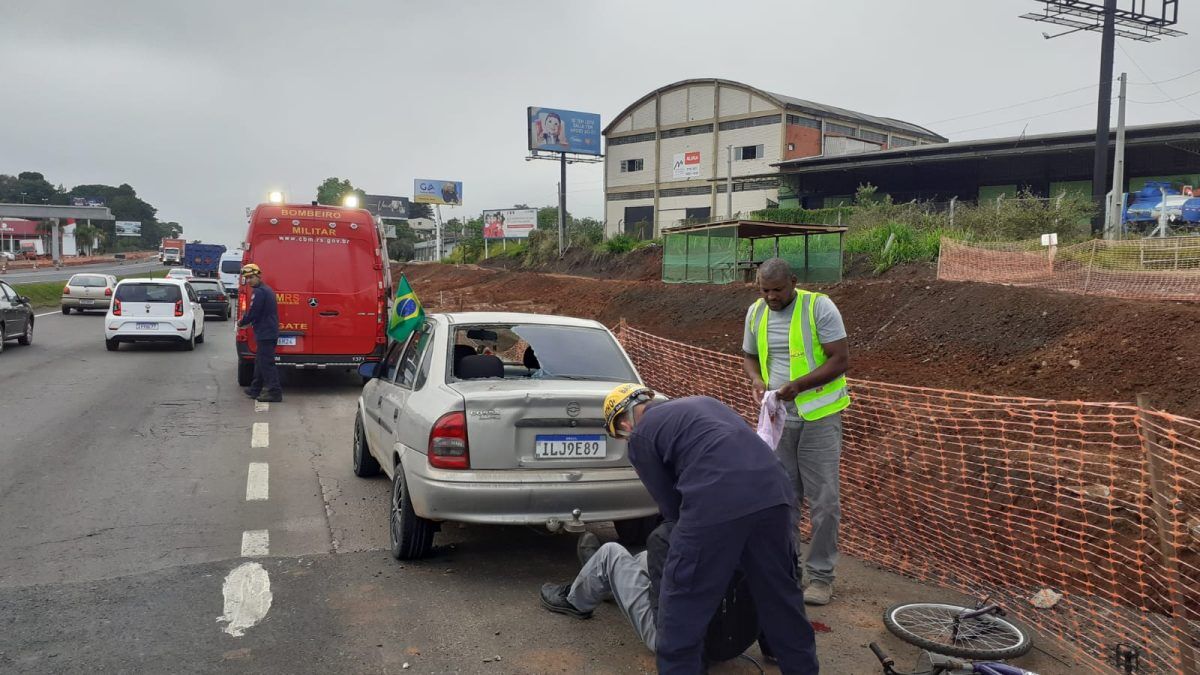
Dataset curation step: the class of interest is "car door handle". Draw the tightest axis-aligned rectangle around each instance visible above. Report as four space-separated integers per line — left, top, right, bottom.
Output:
319 310 339 317
392 409 399 421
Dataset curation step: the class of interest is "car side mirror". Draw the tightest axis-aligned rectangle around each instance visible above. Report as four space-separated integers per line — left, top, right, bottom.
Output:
358 362 378 379
17 296 30 305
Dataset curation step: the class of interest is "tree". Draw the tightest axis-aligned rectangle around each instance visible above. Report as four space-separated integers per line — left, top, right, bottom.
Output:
73 222 99 255
315 177 365 207
537 205 573 230
385 222 420 262
406 202 433 220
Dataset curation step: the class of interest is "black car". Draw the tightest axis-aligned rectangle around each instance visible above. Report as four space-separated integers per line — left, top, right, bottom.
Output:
0 280 34 353
187 279 232 321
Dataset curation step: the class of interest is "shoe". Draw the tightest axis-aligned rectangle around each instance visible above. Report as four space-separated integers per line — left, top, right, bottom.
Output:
576 532 600 567
804 580 833 606
539 583 592 619
243 388 260 398
256 391 282 403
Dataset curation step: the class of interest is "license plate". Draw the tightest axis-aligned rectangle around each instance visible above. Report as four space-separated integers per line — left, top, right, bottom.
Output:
136 322 156 330
534 435 607 459
278 336 297 346
80 299 95 305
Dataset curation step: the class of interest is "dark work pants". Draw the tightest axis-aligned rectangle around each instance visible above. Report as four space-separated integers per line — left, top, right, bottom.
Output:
656 504 819 674
251 339 281 395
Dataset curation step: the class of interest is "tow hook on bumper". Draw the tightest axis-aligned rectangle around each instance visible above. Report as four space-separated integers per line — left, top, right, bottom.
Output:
546 509 587 534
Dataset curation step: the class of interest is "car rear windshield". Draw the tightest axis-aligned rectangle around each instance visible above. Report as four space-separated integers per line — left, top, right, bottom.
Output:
116 284 182 303
191 281 223 293
69 275 108 287
452 324 636 382
220 260 242 273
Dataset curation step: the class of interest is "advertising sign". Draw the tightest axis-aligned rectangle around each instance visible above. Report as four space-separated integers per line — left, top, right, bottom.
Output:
115 220 142 237
364 194 410 219
72 196 106 207
482 209 538 240
672 151 702 179
413 179 463 205
528 107 602 156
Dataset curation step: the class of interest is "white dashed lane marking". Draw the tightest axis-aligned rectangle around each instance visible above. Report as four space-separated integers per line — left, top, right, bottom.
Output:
255 401 269 413
251 422 269 448
245 463 269 501
217 562 273 637
240 530 270 557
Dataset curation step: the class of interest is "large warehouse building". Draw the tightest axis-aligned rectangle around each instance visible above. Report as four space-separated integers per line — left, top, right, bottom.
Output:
602 78 945 237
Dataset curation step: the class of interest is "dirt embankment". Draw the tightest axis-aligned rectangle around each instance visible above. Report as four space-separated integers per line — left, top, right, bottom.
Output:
397 260 1200 418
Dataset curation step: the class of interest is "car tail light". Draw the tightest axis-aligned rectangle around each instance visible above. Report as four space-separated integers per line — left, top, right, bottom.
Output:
239 291 248 315
113 298 122 316
105 287 113 296
428 412 469 470
174 299 183 317
217 294 226 302
63 285 70 294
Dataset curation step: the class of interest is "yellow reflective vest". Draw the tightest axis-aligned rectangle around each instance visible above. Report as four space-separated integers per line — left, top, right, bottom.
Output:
751 294 850 421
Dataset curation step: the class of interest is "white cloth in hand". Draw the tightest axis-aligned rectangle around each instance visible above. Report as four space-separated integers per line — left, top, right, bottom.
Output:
756 390 786 449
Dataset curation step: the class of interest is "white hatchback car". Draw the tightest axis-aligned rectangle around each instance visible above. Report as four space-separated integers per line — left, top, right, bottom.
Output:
104 278 206 351
165 268 194 281
353 312 660 560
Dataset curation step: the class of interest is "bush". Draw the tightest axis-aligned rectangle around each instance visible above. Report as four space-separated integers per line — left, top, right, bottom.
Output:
846 222 943 274
753 206 853 226
603 234 639 254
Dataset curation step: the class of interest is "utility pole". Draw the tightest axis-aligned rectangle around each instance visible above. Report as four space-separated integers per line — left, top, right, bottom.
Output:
1106 72 1128 239
558 154 567 255
434 204 443 261
726 145 733 219
1090 0 1117 235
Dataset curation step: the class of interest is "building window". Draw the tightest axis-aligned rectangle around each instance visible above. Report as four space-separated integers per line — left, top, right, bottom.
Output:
659 123 713 139
717 114 780 131
620 158 644 173
786 114 821 129
787 143 795 151
859 129 888 144
659 186 713 198
607 132 656 146
825 122 857 137
607 190 655 201
734 144 765 161
890 136 917 148
716 178 778 193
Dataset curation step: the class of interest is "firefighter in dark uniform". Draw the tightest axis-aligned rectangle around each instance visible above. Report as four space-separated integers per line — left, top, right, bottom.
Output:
603 384 819 674
238 263 282 403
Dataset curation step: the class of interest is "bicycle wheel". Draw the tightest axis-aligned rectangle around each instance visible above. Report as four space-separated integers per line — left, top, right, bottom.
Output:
883 602 1033 660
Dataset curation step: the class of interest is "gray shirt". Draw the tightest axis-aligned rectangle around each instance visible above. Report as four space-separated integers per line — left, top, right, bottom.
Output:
742 293 847 421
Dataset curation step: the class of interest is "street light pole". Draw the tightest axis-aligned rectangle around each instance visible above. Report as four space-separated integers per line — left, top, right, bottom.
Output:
1090 0 1117 235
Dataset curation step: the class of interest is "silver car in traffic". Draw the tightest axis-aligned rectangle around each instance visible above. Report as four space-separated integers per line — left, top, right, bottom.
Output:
353 312 659 560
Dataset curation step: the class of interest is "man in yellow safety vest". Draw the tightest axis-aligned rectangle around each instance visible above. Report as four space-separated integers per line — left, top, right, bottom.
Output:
741 257 850 606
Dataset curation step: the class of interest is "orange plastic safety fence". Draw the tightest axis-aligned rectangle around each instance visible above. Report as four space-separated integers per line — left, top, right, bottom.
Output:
938 236 1200 301
617 322 1200 673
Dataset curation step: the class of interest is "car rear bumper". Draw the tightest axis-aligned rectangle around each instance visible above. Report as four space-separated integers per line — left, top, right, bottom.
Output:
106 319 192 341
62 297 110 309
236 341 385 366
402 459 658 525
200 302 229 315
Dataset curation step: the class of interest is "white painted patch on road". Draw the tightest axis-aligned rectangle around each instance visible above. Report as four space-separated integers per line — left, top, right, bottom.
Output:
240 530 270 557
255 401 269 413
246 463 269 501
34 310 63 318
216 562 273 637
251 422 269 448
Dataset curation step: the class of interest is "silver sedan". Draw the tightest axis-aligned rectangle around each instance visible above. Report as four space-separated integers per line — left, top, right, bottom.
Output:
353 312 660 560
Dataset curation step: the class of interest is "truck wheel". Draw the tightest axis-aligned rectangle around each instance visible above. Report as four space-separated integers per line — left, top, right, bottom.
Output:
237 361 253 386
390 462 435 560
352 414 381 477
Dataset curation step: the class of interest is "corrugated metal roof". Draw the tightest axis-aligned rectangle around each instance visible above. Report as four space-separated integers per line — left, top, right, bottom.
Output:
766 90 944 140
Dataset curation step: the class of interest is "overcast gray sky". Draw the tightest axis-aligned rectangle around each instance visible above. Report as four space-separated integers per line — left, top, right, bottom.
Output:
2 0 1197 247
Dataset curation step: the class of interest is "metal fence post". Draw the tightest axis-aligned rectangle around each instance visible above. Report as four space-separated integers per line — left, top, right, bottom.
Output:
1135 394 1200 675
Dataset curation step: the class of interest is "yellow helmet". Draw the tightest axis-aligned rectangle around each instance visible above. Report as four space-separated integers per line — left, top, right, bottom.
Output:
603 383 655 438
240 263 262 277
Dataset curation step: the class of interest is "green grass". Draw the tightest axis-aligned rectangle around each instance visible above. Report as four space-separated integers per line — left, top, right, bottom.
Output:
13 269 167 309
845 222 944 274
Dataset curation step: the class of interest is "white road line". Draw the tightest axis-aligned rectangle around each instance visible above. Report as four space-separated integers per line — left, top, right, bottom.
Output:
216 562 273 637
240 530 270 557
251 422 269 448
34 310 62 318
245 463 269 501
254 401 269 413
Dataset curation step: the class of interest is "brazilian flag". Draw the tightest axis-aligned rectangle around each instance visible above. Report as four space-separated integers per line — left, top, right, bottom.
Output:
388 275 424 343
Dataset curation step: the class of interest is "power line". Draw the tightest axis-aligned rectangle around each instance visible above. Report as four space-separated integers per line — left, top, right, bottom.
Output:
1126 66 1200 86
1117 41 1199 116
942 99 1108 136
1129 88 1200 105
927 82 1104 125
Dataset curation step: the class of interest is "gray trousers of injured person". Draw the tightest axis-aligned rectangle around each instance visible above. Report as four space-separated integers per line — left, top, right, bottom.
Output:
567 543 657 653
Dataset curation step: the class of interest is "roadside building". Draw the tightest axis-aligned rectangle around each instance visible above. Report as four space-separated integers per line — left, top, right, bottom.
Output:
602 78 944 237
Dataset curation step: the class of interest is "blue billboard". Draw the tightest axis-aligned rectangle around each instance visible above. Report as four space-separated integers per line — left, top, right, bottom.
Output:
528 107 602 156
413 179 463 205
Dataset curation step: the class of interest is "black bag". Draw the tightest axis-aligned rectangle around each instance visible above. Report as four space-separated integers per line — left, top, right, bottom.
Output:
703 570 760 663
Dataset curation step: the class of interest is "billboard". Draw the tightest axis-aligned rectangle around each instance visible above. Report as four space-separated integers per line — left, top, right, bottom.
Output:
482 209 538 240
72 196 106 207
413 179 463 205
115 221 142 237
672 151 702 179
528 107 601 156
363 194 410 218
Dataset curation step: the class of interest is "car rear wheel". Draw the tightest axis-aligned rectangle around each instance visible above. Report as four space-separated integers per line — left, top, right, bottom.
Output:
17 319 32 346
352 414 381 477
61 306 70 315
196 326 205 345
390 462 434 560
105 339 119 352
615 514 663 547
182 327 195 351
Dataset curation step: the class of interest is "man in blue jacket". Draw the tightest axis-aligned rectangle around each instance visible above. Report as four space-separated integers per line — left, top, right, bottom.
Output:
238 263 282 403
602 385 819 674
